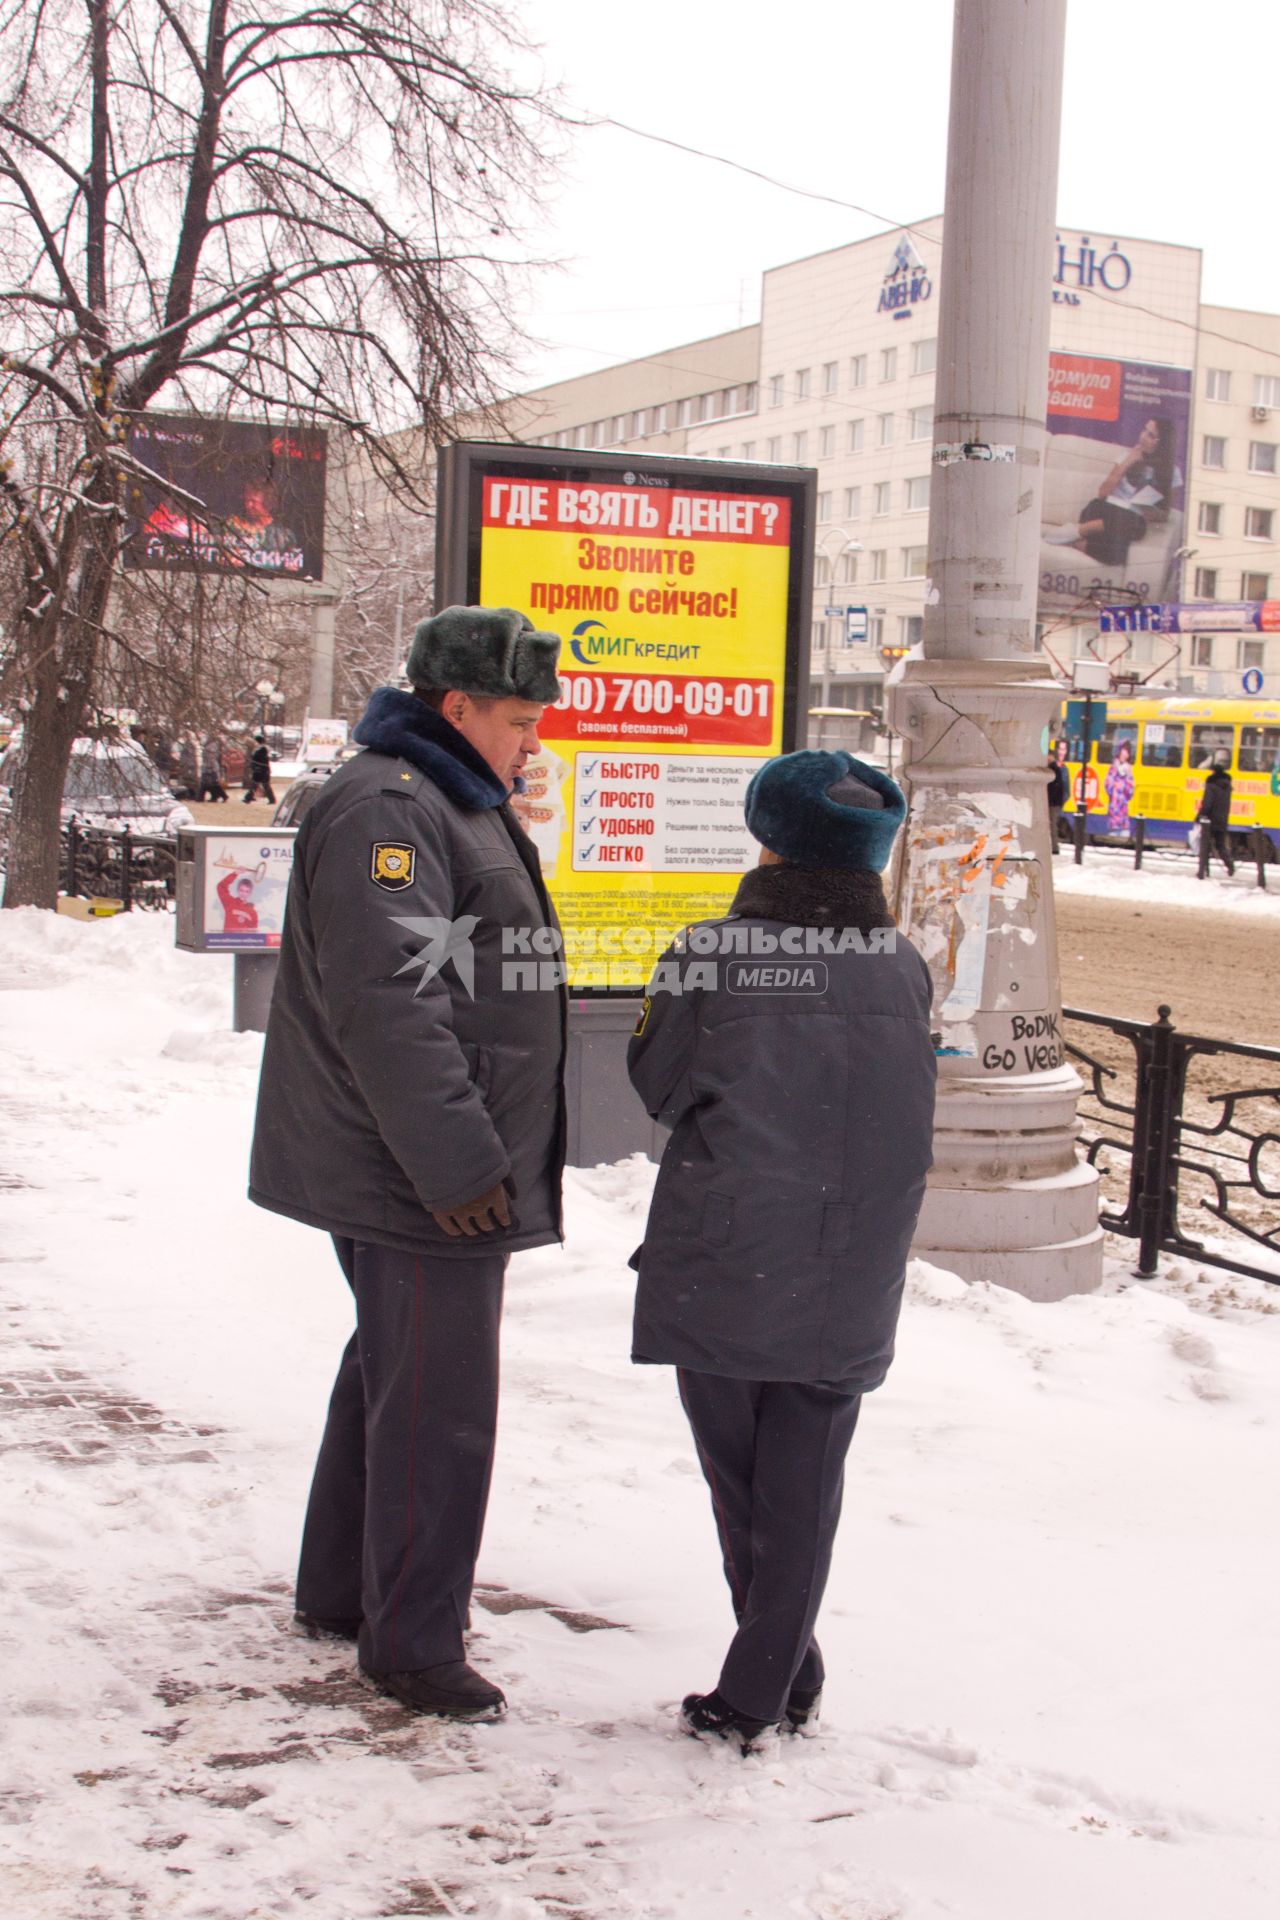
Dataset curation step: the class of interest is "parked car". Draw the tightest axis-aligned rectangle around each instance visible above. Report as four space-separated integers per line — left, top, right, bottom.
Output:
271 768 330 829
0 732 196 899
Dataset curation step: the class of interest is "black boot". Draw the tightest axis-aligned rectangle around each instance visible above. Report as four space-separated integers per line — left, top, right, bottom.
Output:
361 1659 506 1720
680 1688 777 1754
294 1610 361 1643
784 1683 823 1733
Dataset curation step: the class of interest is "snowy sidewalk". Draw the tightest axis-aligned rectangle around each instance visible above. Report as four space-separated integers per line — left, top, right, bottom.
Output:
3 909 1280 1919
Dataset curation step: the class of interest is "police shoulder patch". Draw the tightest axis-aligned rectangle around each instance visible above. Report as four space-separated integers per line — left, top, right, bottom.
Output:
371 842 416 891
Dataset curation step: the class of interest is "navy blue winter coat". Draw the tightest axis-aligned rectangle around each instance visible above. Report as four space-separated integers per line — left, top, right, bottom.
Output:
627 863 935 1389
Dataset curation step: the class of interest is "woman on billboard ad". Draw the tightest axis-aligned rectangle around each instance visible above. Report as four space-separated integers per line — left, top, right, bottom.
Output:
1045 415 1181 567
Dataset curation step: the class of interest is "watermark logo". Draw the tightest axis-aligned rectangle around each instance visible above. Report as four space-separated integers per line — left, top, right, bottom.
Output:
392 914 479 997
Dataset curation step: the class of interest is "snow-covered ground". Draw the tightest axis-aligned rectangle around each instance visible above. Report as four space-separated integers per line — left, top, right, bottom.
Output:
2 908 1278 1920
1051 837 1280 916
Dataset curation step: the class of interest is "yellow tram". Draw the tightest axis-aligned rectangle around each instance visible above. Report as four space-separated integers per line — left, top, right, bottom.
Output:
1059 695 1280 851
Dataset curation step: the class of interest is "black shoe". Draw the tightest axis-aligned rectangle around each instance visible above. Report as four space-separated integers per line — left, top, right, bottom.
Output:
361 1660 506 1720
294 1610 361 1642
680 1688 777 1754
784 1684 823 1734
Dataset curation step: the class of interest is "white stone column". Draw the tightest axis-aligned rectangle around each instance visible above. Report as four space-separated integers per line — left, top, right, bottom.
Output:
887 0 1103 1299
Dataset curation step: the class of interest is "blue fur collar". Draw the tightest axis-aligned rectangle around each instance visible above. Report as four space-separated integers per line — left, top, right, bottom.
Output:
353 688 508 811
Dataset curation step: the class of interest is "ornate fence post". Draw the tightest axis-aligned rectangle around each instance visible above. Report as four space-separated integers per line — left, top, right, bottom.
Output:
1135 1005 1178 1278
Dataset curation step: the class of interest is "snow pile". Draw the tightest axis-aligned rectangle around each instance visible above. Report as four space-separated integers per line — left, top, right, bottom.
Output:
1051 843 1280 916
1 909 1279 1918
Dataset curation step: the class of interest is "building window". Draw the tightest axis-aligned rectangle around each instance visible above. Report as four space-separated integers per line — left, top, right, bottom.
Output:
873 481 891 516
741 441 756 461
1253 374 1280 410
849 354 867 389
717 446 731 460
811 622 826 651
1242 571 1270 600
631 409 648 438
795 367 811 400
742 383 758 411
878 414 894 448
815 555 832 586
766 435 781 461
843 486 861 518
1246 506 1274 540
822 361 839 395
880 347 898 383
909 405 934 441
900 615 924 646
1202 435 1226 468
905 475 931 512
1249 441 1277 474
911 337 938 376
902 546 928 578
1194 567 1218 598
847 419 864 455
653 404 669 433
1205 368 1231 402
1238 637 1266 670
722 387 739 416
768 375 784 407
792 431 808 463
1198 501 1222 535
676 398 693 428
839 551 858 584
817 491 833 521
819 424 835 459
1190 634 1213 667
870 549 887 582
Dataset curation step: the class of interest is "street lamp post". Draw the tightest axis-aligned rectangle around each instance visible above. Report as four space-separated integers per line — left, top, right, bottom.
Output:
886 0 1102 1299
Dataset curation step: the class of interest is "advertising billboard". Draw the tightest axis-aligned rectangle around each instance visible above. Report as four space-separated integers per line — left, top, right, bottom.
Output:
174 827 295 953
122 415 327 581
436 444 812 990
1038 353 1192 619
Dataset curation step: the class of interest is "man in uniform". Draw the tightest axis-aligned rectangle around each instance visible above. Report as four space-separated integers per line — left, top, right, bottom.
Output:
250 606 566 1720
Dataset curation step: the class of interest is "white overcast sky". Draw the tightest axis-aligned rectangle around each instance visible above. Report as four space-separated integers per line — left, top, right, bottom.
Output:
510 0 1277 392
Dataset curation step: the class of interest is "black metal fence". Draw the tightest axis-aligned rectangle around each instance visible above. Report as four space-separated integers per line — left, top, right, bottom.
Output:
61 822 177 911
1066 811 1275 886
1064 1004 1280 1284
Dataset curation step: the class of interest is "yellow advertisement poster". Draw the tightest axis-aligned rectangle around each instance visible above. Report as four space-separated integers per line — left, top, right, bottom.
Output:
476 473 796 987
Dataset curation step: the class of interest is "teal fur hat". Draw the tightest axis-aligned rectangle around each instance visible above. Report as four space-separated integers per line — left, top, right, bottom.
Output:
406 605 561 704
744 749 907 872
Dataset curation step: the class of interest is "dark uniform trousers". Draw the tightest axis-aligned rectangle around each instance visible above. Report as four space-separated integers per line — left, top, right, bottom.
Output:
296 1237 506 1675
677 1369 863 1725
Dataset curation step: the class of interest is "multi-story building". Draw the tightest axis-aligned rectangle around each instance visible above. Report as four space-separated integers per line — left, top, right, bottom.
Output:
495 221 1280 713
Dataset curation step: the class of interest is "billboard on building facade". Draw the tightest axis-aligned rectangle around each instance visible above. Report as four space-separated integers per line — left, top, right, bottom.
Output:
1038 352 1192 619
436 443 813 991
122 415 327 581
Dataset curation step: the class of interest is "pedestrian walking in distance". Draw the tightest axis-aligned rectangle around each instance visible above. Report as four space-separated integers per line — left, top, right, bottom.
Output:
1046 747 1067 856
628 749 936 1753
198 734 229 803
1195 759 1235 878
250 606 566 1721
243 733 276 804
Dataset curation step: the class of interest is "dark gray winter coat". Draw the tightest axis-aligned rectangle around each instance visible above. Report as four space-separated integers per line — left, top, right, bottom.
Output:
249 690 566 1259
1196 767 1232 830
627 864 936 1389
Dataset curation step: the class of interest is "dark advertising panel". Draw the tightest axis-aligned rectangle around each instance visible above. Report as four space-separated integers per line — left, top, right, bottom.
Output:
122 415 327 581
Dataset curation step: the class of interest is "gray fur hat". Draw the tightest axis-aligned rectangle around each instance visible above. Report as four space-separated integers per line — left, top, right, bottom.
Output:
406 605 561 704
